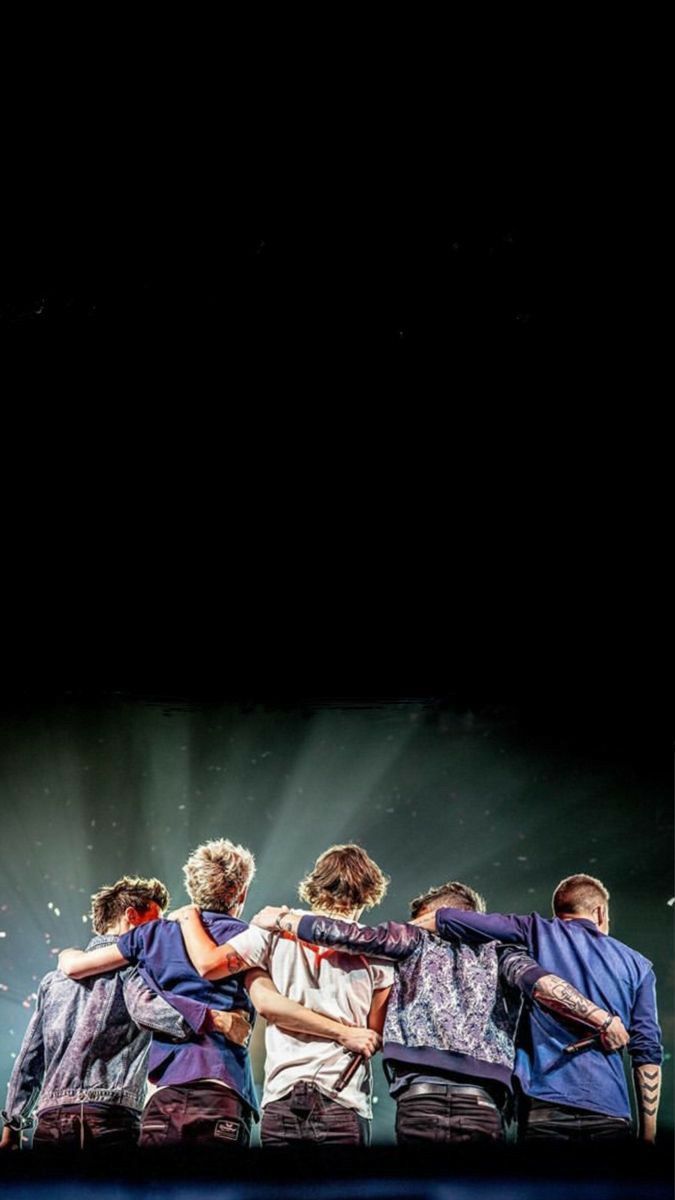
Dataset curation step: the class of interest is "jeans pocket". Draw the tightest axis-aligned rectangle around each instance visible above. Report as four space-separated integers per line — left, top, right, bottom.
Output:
140 1119 170 1147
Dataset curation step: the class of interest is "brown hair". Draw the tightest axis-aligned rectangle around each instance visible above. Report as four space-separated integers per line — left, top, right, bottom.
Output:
298 844 389 914
409 880 486 919
552 873 609 917
183 838 256 913
90 875 170 934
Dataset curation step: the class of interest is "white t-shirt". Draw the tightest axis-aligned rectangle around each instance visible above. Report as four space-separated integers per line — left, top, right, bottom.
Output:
228 912 393 1118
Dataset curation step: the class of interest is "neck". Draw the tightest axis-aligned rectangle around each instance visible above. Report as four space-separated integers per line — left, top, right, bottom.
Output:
313 906 362 922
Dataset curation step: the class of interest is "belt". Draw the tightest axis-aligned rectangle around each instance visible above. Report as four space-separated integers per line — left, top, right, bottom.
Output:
399 1082 498 1104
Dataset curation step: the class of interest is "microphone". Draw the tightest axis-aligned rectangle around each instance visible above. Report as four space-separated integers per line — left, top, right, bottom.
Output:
564 1034 598 1054
334 1053 364 1092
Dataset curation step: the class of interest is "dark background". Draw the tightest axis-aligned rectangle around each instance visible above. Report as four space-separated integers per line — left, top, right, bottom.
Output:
1 41 670 1144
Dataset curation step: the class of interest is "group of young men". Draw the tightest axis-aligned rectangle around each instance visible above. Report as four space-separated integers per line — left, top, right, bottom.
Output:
1 838 663 1151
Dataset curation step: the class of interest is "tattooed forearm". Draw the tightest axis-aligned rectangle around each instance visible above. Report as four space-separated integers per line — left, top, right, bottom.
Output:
533 975 605 1027
634 1065 661 1141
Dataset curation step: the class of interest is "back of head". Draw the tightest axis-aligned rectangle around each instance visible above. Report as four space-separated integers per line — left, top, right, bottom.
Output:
183 838 256 914
298 844 389 916
409 880 486 919
90 876 170 935
552 873 609 918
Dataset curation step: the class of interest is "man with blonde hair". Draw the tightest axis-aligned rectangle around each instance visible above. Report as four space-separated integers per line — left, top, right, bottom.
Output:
413 872 663 1143
172 843 394 1145
60 840 379 1149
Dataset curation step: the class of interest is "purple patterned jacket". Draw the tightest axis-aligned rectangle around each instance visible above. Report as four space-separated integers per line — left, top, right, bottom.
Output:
296 915 546 1093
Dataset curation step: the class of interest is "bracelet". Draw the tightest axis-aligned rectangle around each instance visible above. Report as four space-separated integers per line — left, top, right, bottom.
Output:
599 1013 616 1033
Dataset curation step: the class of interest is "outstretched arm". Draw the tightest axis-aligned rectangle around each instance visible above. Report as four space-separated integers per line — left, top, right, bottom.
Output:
169 906 266 980
244 969 381 1059
412 907 533 946
251 906 423 962
59 944 128 979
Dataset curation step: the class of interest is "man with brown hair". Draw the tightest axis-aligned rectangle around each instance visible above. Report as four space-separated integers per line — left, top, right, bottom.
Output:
252 879 629 1145
0 875 232 1152
171 843 394 1145
414 872 662 1143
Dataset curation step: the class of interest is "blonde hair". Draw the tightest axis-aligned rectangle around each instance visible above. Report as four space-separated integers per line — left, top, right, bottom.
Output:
298 844 389 915
552 873 609 917
90 876 169 934
183 838 256 913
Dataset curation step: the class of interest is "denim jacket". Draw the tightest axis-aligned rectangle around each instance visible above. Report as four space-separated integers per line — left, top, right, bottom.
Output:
296 915 546 1091
3 936 210 1123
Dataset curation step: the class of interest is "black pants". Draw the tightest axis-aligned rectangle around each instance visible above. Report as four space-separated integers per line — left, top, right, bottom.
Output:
32 1102 141 1151
140 1082 251 1149
395 1083 505 1145
261 1082 370 1146
521 1097 632 1143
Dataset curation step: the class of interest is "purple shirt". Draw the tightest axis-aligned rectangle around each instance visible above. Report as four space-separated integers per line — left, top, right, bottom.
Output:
117 913 258 1116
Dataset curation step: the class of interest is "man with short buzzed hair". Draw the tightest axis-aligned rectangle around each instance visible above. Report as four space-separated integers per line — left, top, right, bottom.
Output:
414 872 663 1143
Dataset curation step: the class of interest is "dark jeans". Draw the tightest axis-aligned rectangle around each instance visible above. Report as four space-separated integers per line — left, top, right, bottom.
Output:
140 1082 251 1149
521 1098 632 1143
395 1082 505 1145
32 1102 141 1151
261 1082 370 1146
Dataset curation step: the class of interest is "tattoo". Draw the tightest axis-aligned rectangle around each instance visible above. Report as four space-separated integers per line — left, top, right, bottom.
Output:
533 976 603 1025
223 952 248 976
281 919 294 934
635 1066 661 1122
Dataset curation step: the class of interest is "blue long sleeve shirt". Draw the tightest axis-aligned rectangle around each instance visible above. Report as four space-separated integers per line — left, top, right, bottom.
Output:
434 908 663 1120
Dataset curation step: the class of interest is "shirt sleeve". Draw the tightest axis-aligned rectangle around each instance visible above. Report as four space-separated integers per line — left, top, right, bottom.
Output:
436 908 533 947
116 926 144 965
122 968 210 1037
371 961 395 989
225 926 272 969
4 979 47 1124
497 944 548 997
297 915 424 961
628 967 664 1066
